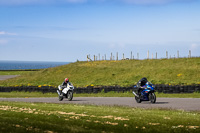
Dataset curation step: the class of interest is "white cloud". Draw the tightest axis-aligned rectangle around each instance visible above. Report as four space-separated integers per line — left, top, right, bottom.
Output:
0 0 87 6
0 31 5 35
0 31 17 35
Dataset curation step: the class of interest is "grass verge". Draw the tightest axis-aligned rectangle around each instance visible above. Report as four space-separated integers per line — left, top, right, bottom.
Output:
0 91 200 98
0 101 200 133
0 58 200 87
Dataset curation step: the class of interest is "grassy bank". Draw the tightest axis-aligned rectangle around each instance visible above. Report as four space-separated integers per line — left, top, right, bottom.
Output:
0 91 200 98
0 101 199 133
0 58 199 87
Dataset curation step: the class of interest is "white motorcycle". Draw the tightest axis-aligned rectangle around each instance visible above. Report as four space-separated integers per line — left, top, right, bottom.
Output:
57 82 74 101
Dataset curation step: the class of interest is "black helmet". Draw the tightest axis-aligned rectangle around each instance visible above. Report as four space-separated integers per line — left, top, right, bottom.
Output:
142 77 147 82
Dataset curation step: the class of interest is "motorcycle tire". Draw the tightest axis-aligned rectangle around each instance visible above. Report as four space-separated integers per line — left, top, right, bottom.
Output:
67 91 73 101
59 95 63 101
135 96 141 103
149 93 156 103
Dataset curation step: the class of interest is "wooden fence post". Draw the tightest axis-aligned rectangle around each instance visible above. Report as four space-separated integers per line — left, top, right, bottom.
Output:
177 50 179 58
87 55 88 62
166 51 168 59
156 52 157 59
131 51 132 60
189 50 191 58
87 50 194 61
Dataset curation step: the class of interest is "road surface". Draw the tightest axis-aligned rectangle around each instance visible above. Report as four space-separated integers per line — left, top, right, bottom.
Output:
0 75 19 80
0 97 200 111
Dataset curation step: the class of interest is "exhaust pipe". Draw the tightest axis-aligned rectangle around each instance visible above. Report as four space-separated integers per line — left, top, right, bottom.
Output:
132 91 139 97
57 90 61 95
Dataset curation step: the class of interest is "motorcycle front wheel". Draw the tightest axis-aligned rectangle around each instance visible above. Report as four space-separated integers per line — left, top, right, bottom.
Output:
149 93 156 103
135 96 141 103
59 95 63 101
67 91 73 101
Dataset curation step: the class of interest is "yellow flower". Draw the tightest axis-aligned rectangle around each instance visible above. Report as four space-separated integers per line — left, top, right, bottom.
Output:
177 74 182 77
38 85 42 88
28 83 31 86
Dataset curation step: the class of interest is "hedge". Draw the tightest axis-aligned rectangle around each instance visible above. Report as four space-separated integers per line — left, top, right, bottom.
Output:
0 84 200 94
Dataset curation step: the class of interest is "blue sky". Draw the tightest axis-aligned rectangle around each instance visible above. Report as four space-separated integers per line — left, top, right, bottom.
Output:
0 0 200 62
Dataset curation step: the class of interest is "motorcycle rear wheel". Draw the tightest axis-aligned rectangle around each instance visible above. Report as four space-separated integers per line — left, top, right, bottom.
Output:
149 93 156 103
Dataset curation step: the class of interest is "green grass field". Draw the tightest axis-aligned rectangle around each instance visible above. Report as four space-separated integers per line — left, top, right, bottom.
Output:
0 58 199 132
0 58 200 87
0 101 199 133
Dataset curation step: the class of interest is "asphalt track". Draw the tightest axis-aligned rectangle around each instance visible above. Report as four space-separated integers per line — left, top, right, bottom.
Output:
0 97 200 111
0 75 19 80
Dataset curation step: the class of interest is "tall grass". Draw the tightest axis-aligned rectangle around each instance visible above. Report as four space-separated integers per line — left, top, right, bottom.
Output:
0 58 199 87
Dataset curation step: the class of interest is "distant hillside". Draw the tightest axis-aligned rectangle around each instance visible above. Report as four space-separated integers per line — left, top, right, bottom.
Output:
0 58 199 87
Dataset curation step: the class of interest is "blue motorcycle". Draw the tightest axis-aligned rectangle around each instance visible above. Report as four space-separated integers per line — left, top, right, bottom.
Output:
133 82 156 103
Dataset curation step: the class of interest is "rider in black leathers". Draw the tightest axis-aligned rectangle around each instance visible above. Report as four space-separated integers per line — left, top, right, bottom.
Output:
136 77 148 95
62 78 69 88
59 78 70 94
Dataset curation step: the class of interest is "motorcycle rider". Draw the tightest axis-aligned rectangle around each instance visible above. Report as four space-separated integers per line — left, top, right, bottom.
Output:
136 77 148 95
62 78 69 87
59 78 70 94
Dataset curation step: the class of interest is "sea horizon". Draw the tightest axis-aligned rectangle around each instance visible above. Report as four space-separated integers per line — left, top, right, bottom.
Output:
0 60 70 63
0 60 71 70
